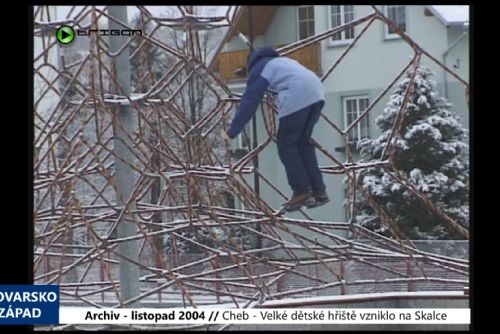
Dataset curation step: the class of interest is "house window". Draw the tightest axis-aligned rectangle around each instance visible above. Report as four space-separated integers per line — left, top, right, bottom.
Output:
344 187 352 222
221 190 235 209
329 5 355 42
221 190 249 218
235 196 248 219
237 123 251 149
343 96 370 143
384 5 406 38
297 5 315 40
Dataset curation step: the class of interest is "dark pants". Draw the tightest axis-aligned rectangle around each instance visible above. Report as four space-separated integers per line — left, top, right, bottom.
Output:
277 101 326 194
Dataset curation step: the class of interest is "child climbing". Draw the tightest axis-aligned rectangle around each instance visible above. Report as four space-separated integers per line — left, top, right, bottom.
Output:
221 46 330 212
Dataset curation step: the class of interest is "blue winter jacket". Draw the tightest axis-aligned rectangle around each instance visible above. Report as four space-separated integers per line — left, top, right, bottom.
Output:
226 47 325 139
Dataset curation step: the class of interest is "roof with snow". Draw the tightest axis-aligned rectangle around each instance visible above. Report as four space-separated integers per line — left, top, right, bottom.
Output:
427 5 469 27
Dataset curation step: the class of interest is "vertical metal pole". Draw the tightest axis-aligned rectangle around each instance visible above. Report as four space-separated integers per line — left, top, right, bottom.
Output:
248 6 262 251
108 6 140 306
406 259 414 292
340 259 346 295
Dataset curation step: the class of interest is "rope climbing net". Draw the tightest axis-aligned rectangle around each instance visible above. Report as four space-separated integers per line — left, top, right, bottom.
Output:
34 5 469 330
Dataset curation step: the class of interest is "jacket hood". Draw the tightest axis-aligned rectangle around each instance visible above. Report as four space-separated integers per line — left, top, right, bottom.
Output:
247 47 280 71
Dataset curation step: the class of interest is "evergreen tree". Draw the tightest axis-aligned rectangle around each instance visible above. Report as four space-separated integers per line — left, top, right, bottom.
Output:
355 66 469 240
